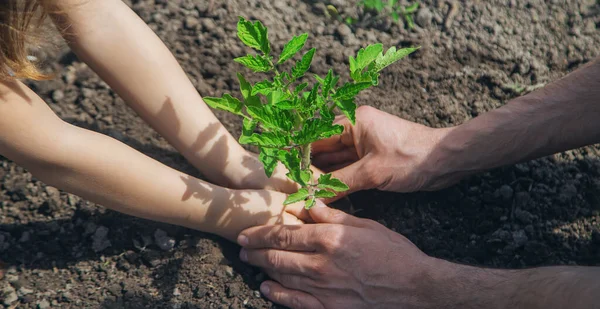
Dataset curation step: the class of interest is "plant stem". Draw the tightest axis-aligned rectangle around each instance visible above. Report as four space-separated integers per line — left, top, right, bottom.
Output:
300 143 314 193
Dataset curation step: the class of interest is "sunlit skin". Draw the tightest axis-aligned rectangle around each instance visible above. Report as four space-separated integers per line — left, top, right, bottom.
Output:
0 0 316 242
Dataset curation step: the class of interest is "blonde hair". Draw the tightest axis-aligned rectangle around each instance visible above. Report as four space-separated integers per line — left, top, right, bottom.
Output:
0 0 50 80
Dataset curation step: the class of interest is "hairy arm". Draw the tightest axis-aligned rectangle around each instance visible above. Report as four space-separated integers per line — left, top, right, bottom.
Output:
433 260 600 308
41 0 298 192
431 58 600 186
0 80 303 241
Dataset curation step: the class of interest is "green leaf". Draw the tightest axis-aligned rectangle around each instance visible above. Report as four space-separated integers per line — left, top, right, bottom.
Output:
278 33 308 65
294 83 308 94
251 81 274 96
300 170 311 185
335 99 357 124
275 99 299 110
247 105 293 131
259 147 278 177
352 44 383 73
317 174 349 192
322 69 334 96
242 117 257 137
304 197 316 209
237 73 261 107
237 17 271 54
405 14 415 29
332 82 372 100
314 74 325 85
320 106 335 121
284 188 309 205
293 118 343 145
234 55 272 72
314 190 336 198
277 149 306 186
241 131 289 148
267 90 285 105
307 83 320 107
391 11 400 22
292 48 316 79
204 94 243 116
404 2 419 13
372 46 420 73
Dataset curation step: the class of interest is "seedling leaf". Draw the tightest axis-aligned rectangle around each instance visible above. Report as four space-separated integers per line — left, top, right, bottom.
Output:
372 46 420 73
335 99 357 124
284 188 309 205
237 17 271 54
314 190 336 198
317 174 349 192
234 55 272 72
278 33 308 65
259 147 278 177
304 197 316 209
204 94 243 116
292 48 316 79
332 82 372 100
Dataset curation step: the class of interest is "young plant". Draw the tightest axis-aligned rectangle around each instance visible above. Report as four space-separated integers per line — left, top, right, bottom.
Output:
204 17 418 209
360 0 420 29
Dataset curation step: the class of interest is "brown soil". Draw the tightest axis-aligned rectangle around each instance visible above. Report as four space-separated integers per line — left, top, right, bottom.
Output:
2 0 600 308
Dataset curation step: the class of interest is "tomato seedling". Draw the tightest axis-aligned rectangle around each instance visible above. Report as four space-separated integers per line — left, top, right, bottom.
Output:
204 17 418 209
361 0 420 29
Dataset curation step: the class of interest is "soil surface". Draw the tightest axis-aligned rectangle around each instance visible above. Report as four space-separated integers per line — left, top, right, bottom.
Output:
2 0 600 308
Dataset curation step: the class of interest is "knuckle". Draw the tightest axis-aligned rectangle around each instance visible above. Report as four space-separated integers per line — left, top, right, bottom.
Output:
271 228 293 249
266 251 281 268
322 228 344 252
290 295 305 309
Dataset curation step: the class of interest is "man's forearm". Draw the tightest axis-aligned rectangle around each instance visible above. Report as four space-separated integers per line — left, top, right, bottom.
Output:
433 58 600 183
432 260 600 308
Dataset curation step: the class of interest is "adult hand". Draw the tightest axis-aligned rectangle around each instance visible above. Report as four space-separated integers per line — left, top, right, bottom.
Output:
312 106 455 196
237 203 443 309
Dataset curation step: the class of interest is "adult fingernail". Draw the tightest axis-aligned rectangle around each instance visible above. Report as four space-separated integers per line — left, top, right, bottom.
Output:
260 282 270 295
239 248 248 262
237 234 249 246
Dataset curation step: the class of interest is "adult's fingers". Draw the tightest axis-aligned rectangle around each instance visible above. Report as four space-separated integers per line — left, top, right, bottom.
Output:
238 224 319 251
259 280 324 309
284 201 313 223
312 148 359 169
240 248 316 275
309 203 367 228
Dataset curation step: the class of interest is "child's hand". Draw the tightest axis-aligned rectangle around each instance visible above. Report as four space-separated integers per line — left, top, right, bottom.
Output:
211 188 312 242
231 151 323 194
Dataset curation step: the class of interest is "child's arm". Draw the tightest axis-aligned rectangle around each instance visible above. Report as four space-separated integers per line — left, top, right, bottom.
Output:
42 0 300 193
0 80 305 241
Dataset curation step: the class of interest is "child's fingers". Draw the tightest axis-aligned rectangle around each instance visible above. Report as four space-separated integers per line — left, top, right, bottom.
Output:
285 202 313 223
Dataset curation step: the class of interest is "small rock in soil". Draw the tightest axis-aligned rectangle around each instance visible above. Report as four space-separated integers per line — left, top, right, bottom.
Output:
416 6 433 28
193 285 208 298
17 286 34 297
498 185 514 200
515 208 534 224
154 229 176 251
184 16 199 29
173 287 181 296
2 285 18 306
51 90 65 102
92 225 111 252
37 298 50 309
512 230 528 247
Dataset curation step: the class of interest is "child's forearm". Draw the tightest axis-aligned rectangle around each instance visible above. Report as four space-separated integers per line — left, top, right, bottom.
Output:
44 0 250 187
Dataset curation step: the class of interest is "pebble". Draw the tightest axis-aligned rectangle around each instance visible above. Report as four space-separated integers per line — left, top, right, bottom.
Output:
172 287 181 296
498 185 514 200
37 298 50 309
2 285 18 306
154 229 176 251
512 230 528 247
184 16 199 29
416 6 433 28
201 18 216 31
92 226 111 252
19 231 31 243
51 90 65 103
17 286 34 297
